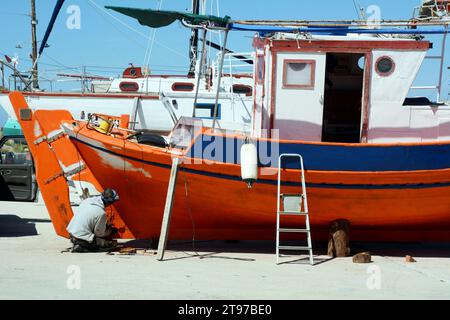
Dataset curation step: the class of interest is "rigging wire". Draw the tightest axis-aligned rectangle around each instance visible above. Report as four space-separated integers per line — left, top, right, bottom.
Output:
86 0 147 50
143 0 164 69
86 0 188 61
43 53 78 71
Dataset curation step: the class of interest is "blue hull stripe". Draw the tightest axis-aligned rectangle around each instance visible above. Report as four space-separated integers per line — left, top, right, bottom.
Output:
188 135 450 172
71 136 450 191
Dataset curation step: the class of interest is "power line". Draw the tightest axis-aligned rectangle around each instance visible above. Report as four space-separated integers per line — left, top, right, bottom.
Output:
43 53 78 70
0 12 29 17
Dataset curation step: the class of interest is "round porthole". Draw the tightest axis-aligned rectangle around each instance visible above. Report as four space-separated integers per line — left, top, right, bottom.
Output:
376 56 395 76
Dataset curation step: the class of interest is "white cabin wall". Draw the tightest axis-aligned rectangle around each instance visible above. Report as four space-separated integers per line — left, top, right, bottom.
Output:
367 50 427 143
0 95 14 120
273 52 326 141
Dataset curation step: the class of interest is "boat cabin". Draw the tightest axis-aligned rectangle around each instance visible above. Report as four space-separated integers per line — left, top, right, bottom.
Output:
251 33 449 143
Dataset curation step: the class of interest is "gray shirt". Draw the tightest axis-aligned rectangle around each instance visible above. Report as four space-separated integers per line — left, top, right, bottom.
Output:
67 196 109 243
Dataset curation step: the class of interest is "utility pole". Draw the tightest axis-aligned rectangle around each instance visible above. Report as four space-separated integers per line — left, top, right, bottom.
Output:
31 0 39 90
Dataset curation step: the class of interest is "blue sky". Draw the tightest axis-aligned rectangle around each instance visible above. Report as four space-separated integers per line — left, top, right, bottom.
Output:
0 0 448 99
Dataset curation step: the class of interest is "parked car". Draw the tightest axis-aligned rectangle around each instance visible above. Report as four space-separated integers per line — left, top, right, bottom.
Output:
0 135 37 201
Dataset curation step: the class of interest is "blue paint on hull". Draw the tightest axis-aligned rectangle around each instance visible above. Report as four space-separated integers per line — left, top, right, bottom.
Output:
71 135 450 191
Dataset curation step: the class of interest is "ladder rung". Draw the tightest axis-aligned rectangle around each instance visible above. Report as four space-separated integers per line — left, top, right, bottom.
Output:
278 228 310 233
278 246 312 251
280 193 303 198
279 211 308 215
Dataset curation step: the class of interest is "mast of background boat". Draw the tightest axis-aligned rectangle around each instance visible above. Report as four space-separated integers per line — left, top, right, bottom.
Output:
192 0 208 117
211 27 229 132
30 0 39 89
190 0 230 129
188 0 200 77
192 29 208 117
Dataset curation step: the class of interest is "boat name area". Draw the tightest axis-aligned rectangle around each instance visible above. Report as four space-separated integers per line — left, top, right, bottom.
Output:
172 124 280 173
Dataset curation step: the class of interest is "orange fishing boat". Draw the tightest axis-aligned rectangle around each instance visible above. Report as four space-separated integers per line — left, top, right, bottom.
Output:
8 4 450 242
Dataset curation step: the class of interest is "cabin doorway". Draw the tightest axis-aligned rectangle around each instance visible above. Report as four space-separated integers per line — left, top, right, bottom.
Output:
322 52 365 143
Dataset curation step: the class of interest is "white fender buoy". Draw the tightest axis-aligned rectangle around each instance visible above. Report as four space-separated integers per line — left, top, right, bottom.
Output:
241 142 258 188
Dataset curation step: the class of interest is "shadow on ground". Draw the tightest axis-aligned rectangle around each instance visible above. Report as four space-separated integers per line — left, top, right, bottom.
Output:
0 214 51 237
0 176 15 201
118 239 450 263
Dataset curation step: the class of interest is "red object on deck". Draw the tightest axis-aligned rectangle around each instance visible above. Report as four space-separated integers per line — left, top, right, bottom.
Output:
123 67 143 78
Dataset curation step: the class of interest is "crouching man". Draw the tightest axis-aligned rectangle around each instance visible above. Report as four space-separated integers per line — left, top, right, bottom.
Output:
67 188 119 253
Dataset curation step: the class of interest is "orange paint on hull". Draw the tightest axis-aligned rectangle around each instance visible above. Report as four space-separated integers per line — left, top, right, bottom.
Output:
69 124 450 242
9 92 134 239
9 92 450 242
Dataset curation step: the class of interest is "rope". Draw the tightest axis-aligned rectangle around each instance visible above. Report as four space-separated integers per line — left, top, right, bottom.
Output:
181 165 199 256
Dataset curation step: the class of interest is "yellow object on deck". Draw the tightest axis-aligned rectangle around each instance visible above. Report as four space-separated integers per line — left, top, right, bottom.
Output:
95 118 114 135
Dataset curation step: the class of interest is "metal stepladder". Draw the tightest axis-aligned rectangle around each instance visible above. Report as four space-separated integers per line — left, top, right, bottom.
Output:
276 154 314 265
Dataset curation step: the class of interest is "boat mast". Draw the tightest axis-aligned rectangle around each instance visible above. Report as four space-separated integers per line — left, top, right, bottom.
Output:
30 0 39 89
188 0 200 76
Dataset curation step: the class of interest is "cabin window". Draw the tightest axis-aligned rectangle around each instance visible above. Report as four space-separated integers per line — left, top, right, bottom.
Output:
172 82 194 92
375 56 395 77
119 82 139 92
194 103 221 119
283 60 316 89
232 84 253 96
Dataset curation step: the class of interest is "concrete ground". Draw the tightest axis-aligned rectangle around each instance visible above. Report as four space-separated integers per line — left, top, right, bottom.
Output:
0 200 449 300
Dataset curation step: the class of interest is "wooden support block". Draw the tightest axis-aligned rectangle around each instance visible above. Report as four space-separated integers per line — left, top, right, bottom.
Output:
327 219 351 257
353 252 372 263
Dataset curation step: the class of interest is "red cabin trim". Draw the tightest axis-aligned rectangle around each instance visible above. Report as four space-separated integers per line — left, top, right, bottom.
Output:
282 59 316 90
171 82 195 92
253 52 266 135
436 0 450 11
119 82 139 92
265 39 431 53
360 52 373 143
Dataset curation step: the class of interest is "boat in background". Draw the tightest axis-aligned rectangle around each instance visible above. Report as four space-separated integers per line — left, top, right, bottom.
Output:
0 0 255 135
9 2 450 242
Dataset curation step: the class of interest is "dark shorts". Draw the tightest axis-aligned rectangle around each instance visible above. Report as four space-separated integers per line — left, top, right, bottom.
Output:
70 235 100 252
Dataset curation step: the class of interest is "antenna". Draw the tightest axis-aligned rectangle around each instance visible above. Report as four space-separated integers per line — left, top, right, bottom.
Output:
352 0 366 20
